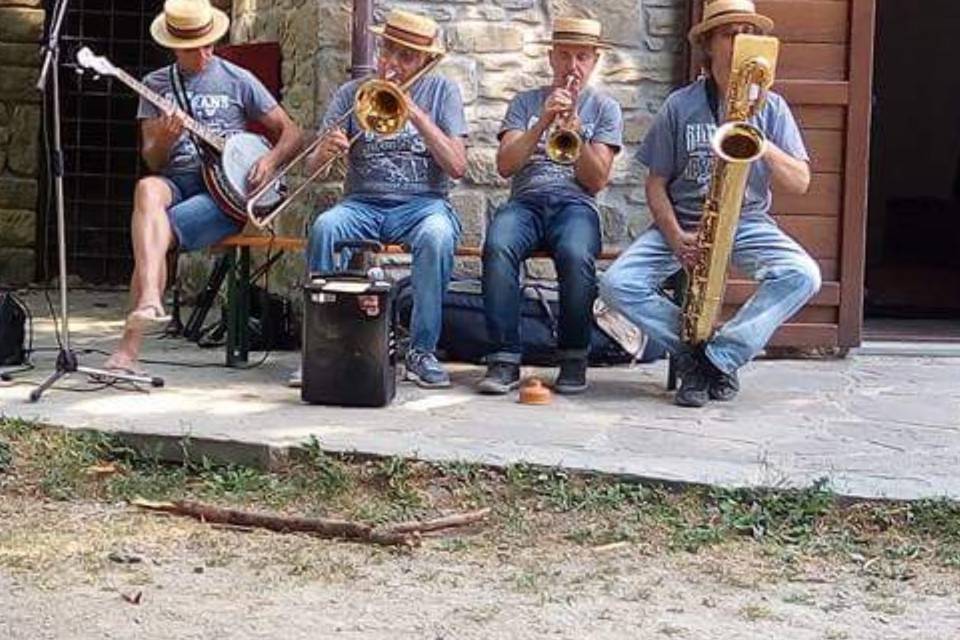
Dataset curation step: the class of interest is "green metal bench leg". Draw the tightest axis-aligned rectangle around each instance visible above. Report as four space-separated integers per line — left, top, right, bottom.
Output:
225 246 252 366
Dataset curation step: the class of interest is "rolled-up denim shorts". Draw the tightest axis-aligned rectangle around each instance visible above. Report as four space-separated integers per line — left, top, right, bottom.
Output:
161 172 242 252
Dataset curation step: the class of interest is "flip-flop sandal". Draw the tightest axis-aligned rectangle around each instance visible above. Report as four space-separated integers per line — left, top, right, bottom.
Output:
127 305 173 331
89 366 148 384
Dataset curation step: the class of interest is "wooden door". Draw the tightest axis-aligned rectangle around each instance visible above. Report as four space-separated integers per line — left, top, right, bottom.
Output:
689 0 876 348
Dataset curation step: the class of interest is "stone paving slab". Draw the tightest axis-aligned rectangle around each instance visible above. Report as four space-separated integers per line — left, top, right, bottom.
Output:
1 290 959 501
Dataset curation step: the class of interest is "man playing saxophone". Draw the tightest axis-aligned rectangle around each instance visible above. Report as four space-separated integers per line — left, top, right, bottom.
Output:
293 9 468 389
478 16 623 396
599 0 820 408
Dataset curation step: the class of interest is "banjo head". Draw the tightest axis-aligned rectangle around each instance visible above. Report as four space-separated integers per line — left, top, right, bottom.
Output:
221 132 283 210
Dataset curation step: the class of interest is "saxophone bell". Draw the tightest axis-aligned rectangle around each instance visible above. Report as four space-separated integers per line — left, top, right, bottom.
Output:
711 121 766 163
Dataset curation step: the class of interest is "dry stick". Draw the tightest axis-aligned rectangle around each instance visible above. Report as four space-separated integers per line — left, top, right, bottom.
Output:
133 499 414 547
380 508 492 535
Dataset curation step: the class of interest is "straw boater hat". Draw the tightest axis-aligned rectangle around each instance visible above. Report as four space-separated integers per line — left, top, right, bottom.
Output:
547 16 612 50
150 0 230 49
369 9 445 56
688 0 774 43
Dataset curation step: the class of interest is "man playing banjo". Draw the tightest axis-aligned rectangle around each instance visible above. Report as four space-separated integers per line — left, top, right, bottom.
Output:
103 0 301 374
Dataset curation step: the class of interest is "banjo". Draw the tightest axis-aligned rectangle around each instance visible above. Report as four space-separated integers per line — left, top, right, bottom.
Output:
75 47 283 225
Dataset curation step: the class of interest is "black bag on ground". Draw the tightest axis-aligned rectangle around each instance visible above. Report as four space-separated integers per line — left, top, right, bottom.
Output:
0 291 28 366
395 278 664 366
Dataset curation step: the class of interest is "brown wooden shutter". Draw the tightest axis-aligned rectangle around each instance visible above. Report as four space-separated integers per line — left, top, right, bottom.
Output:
688 0 876 348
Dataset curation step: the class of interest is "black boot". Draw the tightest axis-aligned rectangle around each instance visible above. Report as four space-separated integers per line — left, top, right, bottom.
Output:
674 353 711 408
477 361 521 395
554 359 588 395
708 366 740 401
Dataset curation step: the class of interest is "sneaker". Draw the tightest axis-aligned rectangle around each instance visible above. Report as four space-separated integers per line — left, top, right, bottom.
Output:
709 367 740 401
554 359 588 395
405 350 451 388
288 366 302 388
477 362 521 395
675 358 711 408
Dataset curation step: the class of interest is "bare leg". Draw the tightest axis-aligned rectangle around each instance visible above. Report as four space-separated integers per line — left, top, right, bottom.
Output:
105 177 174 370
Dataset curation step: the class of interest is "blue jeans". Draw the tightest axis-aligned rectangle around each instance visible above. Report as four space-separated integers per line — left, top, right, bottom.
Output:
599 215 821 374
483 195 601 364
161 172 241 252
307 195 461 353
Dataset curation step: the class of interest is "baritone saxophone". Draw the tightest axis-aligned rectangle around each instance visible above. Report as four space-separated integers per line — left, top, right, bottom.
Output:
680 34 779 345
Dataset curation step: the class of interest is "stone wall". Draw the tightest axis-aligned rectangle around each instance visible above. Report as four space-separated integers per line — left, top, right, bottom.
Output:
0 0 42 285
224 0 688 291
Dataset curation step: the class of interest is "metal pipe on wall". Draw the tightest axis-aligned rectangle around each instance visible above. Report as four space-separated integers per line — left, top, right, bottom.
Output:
351 0 375 79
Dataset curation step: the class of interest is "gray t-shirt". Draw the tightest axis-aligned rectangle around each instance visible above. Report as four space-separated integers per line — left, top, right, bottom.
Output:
637 77 808 230
138 57 278 176
321 75 468 200
499 86 623 206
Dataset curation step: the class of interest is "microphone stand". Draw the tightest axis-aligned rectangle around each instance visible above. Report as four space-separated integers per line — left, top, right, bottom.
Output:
29 0 162 401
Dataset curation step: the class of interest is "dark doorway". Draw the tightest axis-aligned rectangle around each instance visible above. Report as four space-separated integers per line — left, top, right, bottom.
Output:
37 0 168 285
864 0 960 340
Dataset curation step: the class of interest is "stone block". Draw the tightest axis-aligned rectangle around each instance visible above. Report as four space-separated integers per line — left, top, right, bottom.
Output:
8 104 39 177
447 23 524 53
450 189 488 246
0 7 44 44
645 6 686 38
479 69 541 102
0 209 33 247
0 176 37 209
621 109 655 144
465 146 507 187
0 66 40 103
436 56 478 104
494 0 535 9
0 247 33 284
601 50 683 85
0 42 39 67
462 6 507 22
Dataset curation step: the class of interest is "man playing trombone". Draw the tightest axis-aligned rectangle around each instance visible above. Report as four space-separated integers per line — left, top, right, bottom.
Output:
292 9 467 389
478 16 623 396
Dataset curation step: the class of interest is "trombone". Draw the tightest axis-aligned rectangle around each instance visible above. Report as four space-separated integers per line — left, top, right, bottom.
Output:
246 54 443 229
545 74 583 165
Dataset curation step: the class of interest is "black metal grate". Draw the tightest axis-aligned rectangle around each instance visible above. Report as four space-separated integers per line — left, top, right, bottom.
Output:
39 0 168 285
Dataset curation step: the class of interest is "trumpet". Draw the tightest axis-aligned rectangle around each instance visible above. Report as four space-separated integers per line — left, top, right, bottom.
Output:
246 54 443 229
545 74 583 165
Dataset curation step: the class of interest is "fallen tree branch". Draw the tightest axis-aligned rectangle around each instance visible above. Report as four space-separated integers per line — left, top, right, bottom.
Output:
380 508 492 535
132 499 414 547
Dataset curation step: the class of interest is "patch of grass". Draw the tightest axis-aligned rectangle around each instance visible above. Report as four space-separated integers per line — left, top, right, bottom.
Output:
300 436 352 498
3 418 960 578
374 455 423 510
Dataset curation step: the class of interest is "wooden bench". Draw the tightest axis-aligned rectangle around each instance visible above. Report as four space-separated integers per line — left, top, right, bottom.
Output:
208 233 681 383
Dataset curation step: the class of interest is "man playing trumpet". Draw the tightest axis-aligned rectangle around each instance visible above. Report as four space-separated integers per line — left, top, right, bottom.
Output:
599 0 820 408
478 16 623 396
293 9 468 389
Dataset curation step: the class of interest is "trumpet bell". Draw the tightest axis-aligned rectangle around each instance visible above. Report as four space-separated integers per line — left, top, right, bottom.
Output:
546 128 583 165
355 79 409 135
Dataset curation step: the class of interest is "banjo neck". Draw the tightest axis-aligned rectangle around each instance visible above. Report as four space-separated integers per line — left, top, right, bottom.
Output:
111 65 226 154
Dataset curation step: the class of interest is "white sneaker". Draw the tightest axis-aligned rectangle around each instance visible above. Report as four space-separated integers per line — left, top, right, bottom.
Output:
287 366 302 388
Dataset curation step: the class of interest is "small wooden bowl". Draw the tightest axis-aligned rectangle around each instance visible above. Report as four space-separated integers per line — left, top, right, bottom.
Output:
519 377 552 405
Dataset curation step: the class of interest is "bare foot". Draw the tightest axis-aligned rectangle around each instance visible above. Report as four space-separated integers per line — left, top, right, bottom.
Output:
126 304 172 332
103 351 138 373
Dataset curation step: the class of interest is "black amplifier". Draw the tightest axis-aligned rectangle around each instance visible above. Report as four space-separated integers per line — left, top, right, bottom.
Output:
301 242 397 407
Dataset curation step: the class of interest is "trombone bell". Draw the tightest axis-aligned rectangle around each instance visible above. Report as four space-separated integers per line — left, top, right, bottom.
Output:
355 79 409 135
